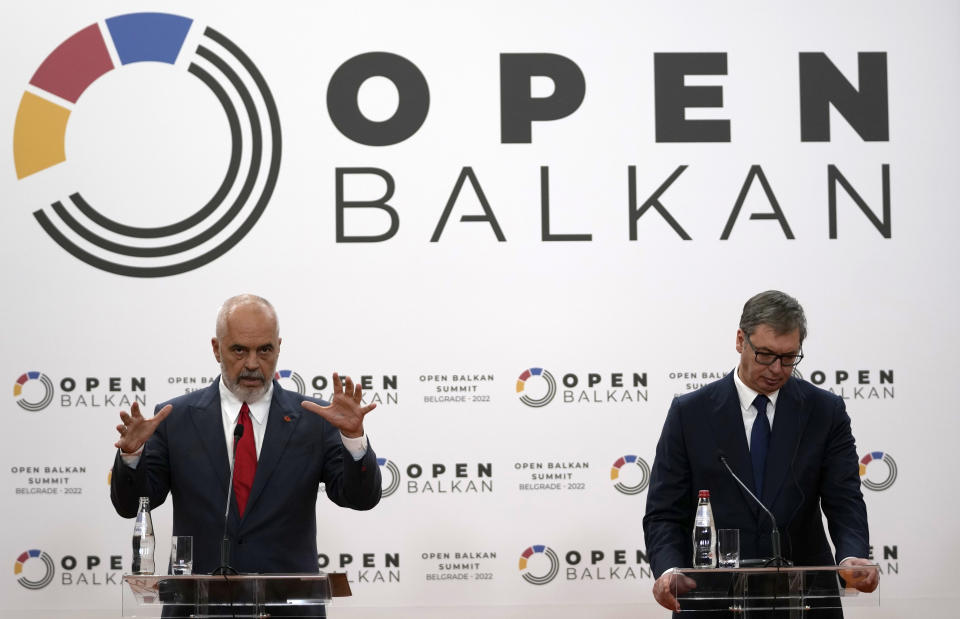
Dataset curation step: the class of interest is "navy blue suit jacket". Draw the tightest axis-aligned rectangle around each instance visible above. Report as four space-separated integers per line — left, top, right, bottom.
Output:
111 379 381 574
643 373 869 578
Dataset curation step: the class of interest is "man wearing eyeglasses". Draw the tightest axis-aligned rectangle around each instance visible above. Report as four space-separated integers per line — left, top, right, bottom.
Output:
643 290 878 616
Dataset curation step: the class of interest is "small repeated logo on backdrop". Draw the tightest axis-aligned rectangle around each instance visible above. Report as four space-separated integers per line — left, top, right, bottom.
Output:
355 459 493 497
309 373 399 406
515 368 557 408
518 545 560 585
317 552 399 584
13 12 281 277
666 369 729 396
513 460 589 492
11 464 87 496
13 549 123 588
167 375 218 395
516 367 649 407
610 455 651 495
12 374 147 409
376 458 402 498
421 550 497 583
562 548 652 582
406 461 494 495
419 373 496 405
14 549 55 590
13 371 54 411
798 369 895 400
859 451 897 491
274 369 306 395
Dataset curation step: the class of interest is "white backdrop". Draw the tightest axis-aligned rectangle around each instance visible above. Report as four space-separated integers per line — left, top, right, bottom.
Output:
1 1 957 617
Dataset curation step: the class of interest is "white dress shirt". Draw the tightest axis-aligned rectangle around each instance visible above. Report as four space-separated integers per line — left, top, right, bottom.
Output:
218 380 368 464
732 367 779 447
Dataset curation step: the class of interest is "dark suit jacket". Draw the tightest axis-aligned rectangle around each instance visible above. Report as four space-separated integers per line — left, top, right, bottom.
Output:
643 373 869 578
111 379 381 575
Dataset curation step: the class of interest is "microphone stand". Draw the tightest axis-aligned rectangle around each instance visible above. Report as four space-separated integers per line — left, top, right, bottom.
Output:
717 452 792 568
212 423 243 576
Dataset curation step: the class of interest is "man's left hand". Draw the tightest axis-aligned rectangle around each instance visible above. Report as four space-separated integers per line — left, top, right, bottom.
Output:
301 373 376 438
839 557 879 593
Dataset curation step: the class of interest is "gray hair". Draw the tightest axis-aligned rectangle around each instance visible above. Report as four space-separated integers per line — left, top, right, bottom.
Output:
739 290 807 344
215 294 278 338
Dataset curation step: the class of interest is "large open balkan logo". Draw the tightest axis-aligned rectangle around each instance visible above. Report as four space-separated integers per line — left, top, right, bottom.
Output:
13 12 281 277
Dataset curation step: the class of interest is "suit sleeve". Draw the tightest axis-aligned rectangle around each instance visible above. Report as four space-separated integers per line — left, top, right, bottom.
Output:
319 423 382 511
643 396 694 577
818 397 870 562
110 413 173 518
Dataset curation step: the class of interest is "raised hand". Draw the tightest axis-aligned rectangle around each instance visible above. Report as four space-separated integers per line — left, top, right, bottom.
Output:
300 373 376 438
114 401 172 454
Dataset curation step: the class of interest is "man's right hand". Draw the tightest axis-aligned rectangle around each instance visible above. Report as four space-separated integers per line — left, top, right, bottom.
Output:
114 401 172 454
652 569 697 613
839 557 880 593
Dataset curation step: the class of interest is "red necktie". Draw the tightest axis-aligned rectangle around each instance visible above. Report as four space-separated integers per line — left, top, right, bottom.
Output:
233 402 257 517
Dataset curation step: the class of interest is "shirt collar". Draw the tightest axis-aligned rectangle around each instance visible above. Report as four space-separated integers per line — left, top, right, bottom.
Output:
733 365 780 411
218 376 273 425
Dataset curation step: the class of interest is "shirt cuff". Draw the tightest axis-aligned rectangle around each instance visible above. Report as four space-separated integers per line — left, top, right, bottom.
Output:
119 445 144 469
340 433 368 461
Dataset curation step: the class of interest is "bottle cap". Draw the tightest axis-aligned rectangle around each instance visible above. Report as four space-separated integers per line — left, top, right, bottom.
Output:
698 489 710 498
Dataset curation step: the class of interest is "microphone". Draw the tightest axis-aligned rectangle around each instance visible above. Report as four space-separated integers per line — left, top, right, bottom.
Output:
716 449 791 567
212 423 244 575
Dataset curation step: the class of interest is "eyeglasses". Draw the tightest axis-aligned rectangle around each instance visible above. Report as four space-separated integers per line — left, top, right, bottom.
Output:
745 334 804 367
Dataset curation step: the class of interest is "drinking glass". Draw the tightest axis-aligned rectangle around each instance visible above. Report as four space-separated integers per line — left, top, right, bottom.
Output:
718 529 740 568
170 536 193 575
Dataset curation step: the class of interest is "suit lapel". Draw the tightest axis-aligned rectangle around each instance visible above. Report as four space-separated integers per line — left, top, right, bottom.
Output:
188 381 230 495
762 377 809 509
242 382 302 519
710 373 759 513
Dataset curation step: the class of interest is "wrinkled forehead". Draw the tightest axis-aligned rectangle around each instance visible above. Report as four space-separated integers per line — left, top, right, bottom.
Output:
220 302 279 340
749 324 801 352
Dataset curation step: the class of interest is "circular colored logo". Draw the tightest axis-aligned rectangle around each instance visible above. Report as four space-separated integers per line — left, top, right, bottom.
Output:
13 12 281 277
377 458 401 498
515 367 556 408
13 371 54 412
518 545 559 585
14 549 55 590
859 451 897 491
274 369 306 395
610 454 651 495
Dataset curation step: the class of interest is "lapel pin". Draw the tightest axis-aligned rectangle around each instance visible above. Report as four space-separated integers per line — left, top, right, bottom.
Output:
284 415 292 422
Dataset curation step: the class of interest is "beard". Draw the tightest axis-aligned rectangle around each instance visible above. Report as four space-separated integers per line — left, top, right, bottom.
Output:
222 365 271 402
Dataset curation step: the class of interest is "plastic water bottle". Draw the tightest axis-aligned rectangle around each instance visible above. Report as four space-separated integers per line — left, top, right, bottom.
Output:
131 496 156 574
692 489 716 567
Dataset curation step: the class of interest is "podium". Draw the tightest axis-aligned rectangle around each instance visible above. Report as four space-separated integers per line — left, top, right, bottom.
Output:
122 572 352 618
672 564 881 616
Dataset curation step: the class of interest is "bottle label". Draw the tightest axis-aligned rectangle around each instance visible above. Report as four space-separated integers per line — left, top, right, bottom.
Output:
694 504 713 527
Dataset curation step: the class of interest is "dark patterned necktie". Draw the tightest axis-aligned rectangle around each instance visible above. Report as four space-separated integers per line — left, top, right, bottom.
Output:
750 394 770 499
